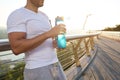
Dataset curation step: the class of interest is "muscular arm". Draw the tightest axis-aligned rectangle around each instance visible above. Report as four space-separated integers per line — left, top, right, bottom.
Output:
8 31 50 55
8 24 66 55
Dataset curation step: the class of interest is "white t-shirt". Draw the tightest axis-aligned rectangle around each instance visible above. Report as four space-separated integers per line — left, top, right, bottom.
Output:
7 7 58 69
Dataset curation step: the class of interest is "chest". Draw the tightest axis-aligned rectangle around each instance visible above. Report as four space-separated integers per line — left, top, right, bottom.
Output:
25 14 51 35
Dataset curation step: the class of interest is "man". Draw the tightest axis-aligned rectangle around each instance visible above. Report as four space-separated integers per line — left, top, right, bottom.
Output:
7 0 67 80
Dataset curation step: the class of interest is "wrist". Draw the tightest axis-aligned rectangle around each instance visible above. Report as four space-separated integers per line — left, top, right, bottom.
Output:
45 31 51 38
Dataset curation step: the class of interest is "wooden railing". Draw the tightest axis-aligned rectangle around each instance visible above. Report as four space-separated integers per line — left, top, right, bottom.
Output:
0 33 99 80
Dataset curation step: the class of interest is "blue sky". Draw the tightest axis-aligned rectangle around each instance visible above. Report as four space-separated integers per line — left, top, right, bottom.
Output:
0 0 120 31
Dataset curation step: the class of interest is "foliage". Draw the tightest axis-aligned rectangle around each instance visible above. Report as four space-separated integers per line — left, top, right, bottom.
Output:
0 62 25 80
103 24 120 31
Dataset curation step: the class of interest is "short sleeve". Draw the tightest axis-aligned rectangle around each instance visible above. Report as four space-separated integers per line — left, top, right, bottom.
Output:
7 11 26 33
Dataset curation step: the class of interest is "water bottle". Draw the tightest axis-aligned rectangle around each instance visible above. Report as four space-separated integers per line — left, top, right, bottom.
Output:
55 16 66 48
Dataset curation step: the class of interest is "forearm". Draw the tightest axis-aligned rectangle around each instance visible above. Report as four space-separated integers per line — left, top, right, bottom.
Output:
10 31 50 55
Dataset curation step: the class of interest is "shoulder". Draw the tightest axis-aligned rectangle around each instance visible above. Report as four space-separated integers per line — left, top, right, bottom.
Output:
7 8 26 20
7 8 28 24
9 8 23 17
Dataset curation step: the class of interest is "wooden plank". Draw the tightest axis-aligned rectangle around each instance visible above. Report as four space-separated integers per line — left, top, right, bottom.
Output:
78 37 120 80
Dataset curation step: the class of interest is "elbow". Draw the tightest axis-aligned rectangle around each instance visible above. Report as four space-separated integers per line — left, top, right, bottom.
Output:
12 48 22 55
12 49 21 55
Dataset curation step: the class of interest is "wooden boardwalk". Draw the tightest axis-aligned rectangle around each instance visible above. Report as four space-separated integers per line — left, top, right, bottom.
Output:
79 37 120 80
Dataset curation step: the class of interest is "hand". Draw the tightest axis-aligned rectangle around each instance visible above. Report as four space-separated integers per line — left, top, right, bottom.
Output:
52 39 57 48
48 24 66 38
52 39 66 50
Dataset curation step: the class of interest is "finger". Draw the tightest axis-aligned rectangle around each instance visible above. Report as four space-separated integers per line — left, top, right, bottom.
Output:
58 24 66 27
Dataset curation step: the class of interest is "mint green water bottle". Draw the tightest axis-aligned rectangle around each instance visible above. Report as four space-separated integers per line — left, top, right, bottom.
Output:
55 16 66 48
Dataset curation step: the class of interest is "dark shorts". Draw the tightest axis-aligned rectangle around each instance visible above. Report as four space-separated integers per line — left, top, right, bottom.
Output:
24 62 67 80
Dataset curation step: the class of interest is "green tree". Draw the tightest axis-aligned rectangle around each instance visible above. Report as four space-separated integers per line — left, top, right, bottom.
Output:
103 24 120 31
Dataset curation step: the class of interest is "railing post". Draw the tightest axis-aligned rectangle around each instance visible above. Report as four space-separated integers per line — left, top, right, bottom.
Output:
90 37 94 50
97 35 99 39
84 38 90 56
70 39 83 67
